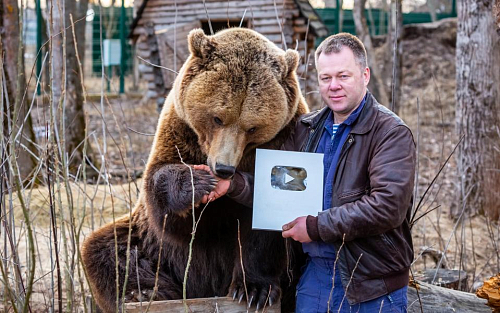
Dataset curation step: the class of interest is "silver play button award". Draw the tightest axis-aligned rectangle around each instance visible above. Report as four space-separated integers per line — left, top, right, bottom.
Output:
271 166 307 191
253 149 324 231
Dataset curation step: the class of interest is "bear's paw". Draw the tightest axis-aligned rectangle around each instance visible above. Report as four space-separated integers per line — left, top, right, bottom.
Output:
229 277 282 310
150 165 217 217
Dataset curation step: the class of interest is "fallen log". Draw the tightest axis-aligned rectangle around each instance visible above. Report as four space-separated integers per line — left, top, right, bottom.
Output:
408 281 491 313
124 296 280 313
412 269 468 291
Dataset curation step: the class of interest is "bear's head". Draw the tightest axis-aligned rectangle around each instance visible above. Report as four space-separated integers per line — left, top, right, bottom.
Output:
173 28 306 178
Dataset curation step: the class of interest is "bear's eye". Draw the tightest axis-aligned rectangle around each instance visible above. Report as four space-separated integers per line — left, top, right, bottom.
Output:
248 127 257 134
214 117 223 126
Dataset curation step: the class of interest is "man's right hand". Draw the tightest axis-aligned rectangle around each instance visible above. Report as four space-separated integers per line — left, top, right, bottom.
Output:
193 164 231 203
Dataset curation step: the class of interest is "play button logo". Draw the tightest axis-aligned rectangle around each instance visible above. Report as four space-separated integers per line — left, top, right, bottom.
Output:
271 165 307 191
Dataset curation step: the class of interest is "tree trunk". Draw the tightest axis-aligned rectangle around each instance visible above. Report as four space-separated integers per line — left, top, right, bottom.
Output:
494 0 500 36
48 0 91 171
455 0 500 220
353 0 390 107
427 0 438 22
338 0 344 32
387 0 403 114
64 0 89 168
1 0 37 180
324 0 343 33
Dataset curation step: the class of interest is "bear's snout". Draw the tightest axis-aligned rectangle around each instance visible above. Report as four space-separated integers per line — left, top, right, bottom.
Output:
214 163 236 179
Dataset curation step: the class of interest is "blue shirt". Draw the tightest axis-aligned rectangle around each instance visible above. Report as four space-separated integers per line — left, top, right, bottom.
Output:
303 95 367 258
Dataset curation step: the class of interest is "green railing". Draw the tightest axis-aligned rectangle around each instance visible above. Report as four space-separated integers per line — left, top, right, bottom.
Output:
316 5 457 37
91 6 134 77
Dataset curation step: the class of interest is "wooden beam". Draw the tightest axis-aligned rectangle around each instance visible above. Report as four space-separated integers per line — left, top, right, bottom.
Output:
407 281 491 313
124 296 281 313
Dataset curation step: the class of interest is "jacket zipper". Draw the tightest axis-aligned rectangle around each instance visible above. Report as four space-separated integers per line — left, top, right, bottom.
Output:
333 134 355 180
303 127 316 152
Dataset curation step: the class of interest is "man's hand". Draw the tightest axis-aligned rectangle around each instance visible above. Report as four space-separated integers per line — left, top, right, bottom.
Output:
282 216 312 243
193 165 231 203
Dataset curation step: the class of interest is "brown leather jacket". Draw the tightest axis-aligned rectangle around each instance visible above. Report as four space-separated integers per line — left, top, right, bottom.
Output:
229 91 416 304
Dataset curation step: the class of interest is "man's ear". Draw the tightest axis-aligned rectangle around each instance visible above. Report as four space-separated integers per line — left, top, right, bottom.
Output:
284 49 300 77
188 28 216 59
363 67 371 86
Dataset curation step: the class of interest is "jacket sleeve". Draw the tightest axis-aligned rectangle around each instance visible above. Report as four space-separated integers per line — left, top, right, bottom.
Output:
317 125 416 242
226 170 255 207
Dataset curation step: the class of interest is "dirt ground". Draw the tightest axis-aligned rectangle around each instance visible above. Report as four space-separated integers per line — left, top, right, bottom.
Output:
4 17 499 312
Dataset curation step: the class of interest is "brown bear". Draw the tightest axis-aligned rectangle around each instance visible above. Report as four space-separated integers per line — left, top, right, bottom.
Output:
81 27 309 312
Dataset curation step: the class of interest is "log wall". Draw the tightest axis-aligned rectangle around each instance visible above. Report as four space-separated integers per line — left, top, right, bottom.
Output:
133 0 323 109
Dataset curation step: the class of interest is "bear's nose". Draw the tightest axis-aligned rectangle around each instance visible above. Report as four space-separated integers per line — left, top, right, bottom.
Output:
214 163 235 179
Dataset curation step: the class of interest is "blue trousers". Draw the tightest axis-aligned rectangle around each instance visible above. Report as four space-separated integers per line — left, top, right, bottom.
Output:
296 257 407 313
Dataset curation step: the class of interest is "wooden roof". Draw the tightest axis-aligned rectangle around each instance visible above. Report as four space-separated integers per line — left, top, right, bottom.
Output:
129 0 328 40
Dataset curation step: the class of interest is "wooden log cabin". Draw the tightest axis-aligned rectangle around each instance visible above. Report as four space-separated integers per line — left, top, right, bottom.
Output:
129 0 328 109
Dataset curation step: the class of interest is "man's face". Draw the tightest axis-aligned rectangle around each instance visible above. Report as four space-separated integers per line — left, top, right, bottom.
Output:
317 47 370 124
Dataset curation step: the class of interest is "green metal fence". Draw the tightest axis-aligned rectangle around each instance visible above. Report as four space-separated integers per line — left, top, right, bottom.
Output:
91 6 134 77
316 5 457 38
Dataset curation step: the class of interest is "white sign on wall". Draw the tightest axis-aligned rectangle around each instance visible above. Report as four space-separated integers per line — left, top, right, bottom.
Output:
103 39 121 66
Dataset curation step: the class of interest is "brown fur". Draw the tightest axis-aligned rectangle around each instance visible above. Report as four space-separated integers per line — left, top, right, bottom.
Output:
81 28 308 313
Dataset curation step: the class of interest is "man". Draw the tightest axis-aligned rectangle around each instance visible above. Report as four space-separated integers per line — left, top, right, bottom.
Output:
196 33 415 312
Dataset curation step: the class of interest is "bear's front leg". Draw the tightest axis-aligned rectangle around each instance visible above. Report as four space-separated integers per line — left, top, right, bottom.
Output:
145 164 217 218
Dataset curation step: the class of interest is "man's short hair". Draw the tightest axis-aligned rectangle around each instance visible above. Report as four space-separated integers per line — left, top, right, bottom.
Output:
315 33 368 70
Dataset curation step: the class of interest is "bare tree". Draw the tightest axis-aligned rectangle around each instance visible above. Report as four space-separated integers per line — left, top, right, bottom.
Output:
387 0 403 114
1 0 37 180
324 0 344 32
427 0 438 22
353 0 390 106
495 0 500 36
455 0 500 220
48 0 91 171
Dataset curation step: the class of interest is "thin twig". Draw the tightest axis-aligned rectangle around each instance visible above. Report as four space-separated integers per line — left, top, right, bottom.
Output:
410 135 465 226
202 0 214 35
337 253 363 313
126 127 155 137
237 219 249 306
327 234 345 313
136 56 178 74
145 214 168 313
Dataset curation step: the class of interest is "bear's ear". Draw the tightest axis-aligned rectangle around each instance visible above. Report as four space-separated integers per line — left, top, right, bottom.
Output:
188 28 215 59
284 49 300 76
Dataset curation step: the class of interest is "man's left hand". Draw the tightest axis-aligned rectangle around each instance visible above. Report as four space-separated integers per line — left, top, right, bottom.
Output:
282 216 312 243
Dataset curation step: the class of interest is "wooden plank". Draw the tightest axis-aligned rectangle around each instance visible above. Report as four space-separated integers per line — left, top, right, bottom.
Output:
407 281 491 313
141 6 296 18
145 0 295 8
124 296 281 313
138 9 299 24
138 13 298 28
253 25 293 35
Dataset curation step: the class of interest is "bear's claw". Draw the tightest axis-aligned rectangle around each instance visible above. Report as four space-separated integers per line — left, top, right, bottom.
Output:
228 280 280 310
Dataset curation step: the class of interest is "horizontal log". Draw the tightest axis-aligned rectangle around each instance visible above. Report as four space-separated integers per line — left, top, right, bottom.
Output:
141 7 297 19
407 281 491 313
145 0 294 9
137 10 299 26
124 296 281 313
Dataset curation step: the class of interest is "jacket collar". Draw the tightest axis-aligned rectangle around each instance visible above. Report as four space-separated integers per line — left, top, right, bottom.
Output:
301 90 379 135
351 90 378 135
